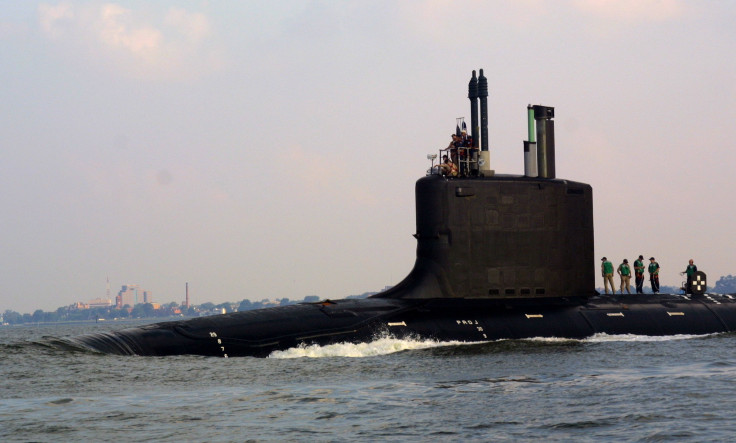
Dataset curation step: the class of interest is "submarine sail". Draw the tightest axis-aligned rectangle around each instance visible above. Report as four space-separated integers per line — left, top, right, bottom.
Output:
73 70 736 357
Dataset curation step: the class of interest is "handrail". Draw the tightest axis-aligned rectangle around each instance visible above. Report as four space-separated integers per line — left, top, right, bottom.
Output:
433 146 480 177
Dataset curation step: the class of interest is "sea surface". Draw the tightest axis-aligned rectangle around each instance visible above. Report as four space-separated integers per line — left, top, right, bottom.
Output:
2 320 736 442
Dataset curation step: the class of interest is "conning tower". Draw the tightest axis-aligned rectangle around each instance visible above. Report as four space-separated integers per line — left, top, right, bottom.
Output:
379 70 595 300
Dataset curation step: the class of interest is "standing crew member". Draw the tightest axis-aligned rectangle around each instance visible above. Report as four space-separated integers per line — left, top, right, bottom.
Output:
601 257 616 294
634 255 645 294
648 257 660 294
445 134 461 165
617 259 632 294
680 259 698 294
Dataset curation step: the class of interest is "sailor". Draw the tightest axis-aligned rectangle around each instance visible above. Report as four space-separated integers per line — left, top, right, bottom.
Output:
437 154 458 177
601 257 616 294
617 259 632 294
680 259 698 294
633 255 645 294
458 130 469 176
445 134 461 164
648 257 660 294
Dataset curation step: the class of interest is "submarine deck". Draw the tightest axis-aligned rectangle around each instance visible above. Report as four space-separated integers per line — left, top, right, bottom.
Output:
74 292 736 357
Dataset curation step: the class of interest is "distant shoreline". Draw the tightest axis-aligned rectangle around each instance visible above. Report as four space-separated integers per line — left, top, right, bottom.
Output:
0 316 192 327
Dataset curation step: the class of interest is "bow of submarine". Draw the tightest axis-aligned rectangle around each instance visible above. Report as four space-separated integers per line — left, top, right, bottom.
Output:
76 297 422 357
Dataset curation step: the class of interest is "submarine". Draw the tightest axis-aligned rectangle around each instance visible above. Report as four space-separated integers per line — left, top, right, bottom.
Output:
76 70 736 358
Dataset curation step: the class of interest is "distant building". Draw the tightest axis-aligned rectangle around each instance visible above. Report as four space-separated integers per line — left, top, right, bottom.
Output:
88 298 112 308
116 284 149 308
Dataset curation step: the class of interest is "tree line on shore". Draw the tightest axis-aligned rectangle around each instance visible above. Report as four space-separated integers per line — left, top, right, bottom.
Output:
1 293 376 326
4 275 736 326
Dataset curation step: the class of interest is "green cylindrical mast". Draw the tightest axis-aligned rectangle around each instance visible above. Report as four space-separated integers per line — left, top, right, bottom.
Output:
527 105 536 143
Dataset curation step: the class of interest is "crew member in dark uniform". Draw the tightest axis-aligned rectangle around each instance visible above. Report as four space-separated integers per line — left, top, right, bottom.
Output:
458 130 469 176
634 255 645 294
445 134 461 165
648 257 660 294
681 259 698 294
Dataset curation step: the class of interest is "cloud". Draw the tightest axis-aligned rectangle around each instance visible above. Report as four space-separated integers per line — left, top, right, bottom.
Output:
97 4 161 54
37 2 223 81
164 7 210 42
38 2 74 38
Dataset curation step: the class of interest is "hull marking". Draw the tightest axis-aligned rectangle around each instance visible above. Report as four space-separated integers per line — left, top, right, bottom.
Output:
606 312 624 317
667 312 685 316
525 314 543 319
387 321 407 327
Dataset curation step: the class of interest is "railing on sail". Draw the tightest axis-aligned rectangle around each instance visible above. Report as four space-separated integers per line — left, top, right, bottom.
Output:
428 146 480 177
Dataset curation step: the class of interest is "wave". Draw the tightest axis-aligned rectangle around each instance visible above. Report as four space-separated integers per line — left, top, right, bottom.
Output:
582 332 715 342
268 332 717 359
268 336 477 359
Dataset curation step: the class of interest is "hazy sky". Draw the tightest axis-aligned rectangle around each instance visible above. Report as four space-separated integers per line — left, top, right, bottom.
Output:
2 1 735 313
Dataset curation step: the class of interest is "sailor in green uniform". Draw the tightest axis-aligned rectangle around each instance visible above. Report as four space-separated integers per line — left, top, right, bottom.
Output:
680 259 698 294
634 255 645 294
648 257 660 294
601 257 615 294
617 259 632 294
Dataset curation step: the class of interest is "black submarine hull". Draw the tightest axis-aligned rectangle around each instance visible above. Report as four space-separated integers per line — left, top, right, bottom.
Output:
76 292 736 357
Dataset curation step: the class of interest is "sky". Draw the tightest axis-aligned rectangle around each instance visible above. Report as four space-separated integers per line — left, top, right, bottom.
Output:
1 0 735 314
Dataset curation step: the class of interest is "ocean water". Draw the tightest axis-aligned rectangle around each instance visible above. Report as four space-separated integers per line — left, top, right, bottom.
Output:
2 321 736 441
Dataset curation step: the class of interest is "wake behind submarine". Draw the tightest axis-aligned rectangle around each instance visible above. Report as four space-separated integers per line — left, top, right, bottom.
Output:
77 70 736 357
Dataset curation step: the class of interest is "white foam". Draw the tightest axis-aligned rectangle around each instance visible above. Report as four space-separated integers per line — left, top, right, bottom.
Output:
582 332 713 342
268 332 716 358
522 333 712 343
268 337 473 359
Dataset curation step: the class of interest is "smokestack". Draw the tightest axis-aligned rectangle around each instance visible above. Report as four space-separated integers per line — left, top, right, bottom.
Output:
185 282 190 309
468 71 479 149
477 69 492 175
533 105 555 178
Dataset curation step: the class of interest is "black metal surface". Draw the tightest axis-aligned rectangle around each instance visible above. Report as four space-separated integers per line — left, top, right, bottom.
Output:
376 175 595 300
76 293 736 357
468 70 479 148
478 69 488 152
